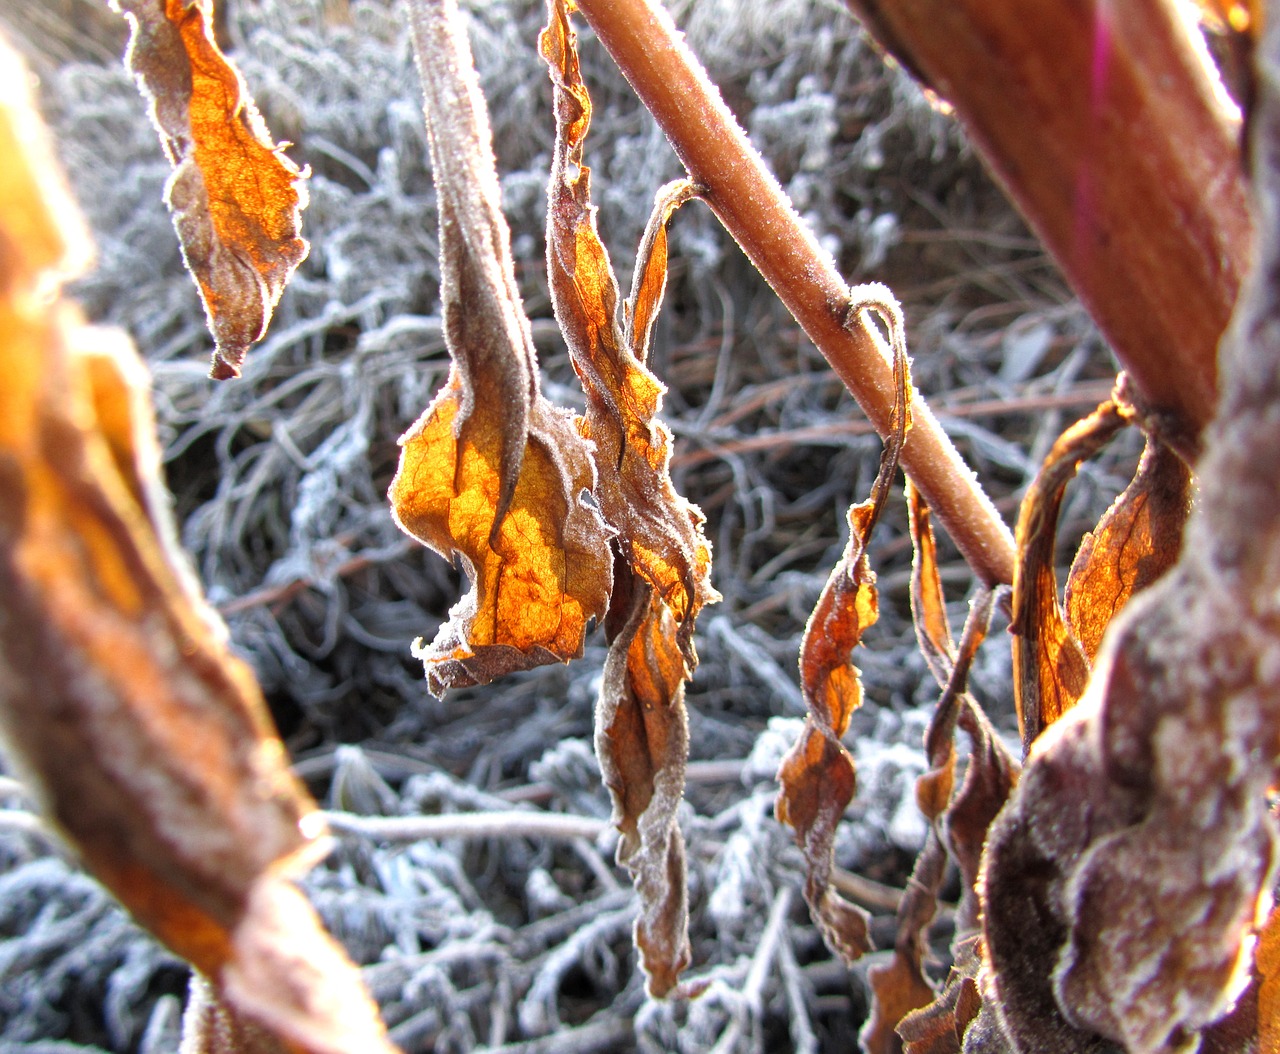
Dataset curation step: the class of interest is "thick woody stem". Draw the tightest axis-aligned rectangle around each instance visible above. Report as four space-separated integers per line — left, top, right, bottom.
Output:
572 0 1017 589
845 0 1251 459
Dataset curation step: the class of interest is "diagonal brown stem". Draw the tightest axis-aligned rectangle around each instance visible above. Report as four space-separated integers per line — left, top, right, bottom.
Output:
572 0 1016 588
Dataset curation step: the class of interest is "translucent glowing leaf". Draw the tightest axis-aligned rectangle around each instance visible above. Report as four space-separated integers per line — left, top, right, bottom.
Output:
389 0 612 696
112 0 309 379
540 0 719 995
776 293 910 965
1010 400 1126 754
0 42 392 1052
907 479 955 691
542 3 717 652
1064 437 1191 662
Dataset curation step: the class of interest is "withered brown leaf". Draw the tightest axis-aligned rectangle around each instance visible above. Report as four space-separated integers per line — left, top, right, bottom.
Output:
1064 436 1191 663
389 0 613 696
542 5 715 649
111 0 309 380
596 574 693 997
541 0 719 996
776 292 910 966
0 41 393 1054
1010 399 1126 755
867 580 1015 1054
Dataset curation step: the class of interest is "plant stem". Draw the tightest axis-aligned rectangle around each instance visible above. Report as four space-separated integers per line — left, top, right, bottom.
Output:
572 0 1017 588
844 0 1251 459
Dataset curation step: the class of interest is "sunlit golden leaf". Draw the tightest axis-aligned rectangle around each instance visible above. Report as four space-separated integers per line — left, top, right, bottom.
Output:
0 40 393 1052
776 293 910 965
111 0 309 379
906 480 955 691
1010 400 1126 755
540 0 719 997
389 0 613 695
542 3 717 654
1064 437 1191 662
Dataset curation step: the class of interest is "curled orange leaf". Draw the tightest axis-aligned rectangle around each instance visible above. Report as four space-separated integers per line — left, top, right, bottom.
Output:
112 0 309 379
390 0 613 696
541 0 718 995
776 291 910 965
1010 399 1126 754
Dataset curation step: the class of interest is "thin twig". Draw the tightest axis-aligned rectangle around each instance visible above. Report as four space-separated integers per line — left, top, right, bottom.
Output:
322 809 610 844
572 0 1017 587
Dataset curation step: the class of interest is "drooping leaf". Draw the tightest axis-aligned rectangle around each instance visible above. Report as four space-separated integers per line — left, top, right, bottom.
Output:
595 570 693 998
389 0 613 696
1010 399 1126 755
1064 436 1191 663
541 0 719 996
111 0 309 379
906 479 955 691
867 583 1015 1054
0 41 393 1053
776 291 911 966
542 3 717 653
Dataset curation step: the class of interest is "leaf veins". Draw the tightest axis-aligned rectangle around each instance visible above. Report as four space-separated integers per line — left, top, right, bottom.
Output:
389 0 613 696
112 0 309 380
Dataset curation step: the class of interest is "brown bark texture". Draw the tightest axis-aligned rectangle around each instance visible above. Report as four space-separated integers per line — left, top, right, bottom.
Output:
845 0 1252 459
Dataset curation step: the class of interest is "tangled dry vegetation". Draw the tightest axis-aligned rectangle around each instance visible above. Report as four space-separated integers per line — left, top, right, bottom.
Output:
2 0 1261 1052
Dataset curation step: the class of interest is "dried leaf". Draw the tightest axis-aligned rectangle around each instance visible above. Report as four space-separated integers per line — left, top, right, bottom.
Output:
898 937 987 1054
595 573 692 997
868 586 1014 1054
776 290 910 965
111 0 309 379
0 40 393 1053
907 479 956 692
542 3 717 653
541 0 719 997
1064 437 1191 663
1010 400 1127 755
389 0 613 696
